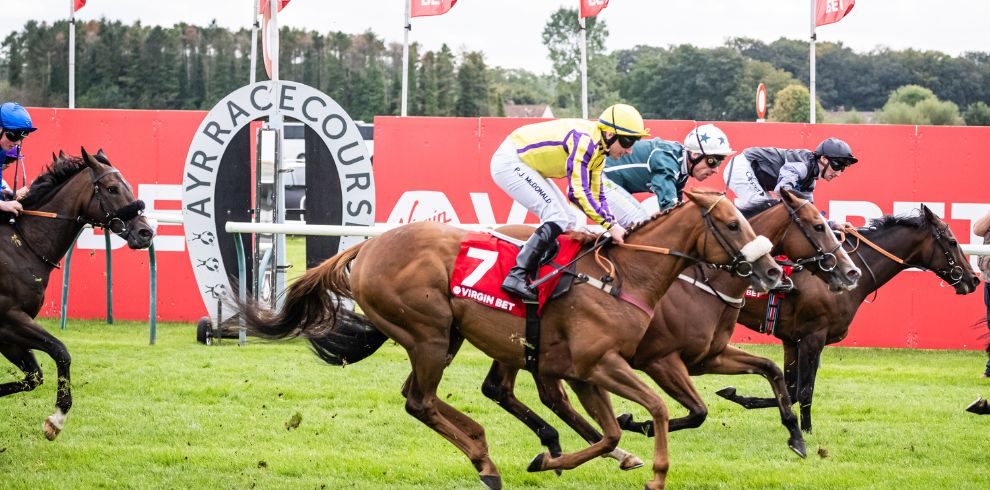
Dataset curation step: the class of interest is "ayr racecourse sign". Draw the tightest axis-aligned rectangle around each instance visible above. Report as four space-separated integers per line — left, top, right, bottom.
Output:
182 81 374 318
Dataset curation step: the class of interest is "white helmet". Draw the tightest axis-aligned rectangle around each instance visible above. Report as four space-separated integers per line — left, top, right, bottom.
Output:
683 124 733 156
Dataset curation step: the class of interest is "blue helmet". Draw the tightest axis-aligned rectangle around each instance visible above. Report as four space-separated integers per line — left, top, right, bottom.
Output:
0 103 37 133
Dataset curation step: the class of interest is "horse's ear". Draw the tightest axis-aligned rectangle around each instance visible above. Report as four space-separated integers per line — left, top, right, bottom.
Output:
51 152 58 163
58 150 67 159
921 204 937 222
95 149 111 166
80 147 99 169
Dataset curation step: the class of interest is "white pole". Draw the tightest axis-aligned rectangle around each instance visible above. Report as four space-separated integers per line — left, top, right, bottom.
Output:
579 14 588 119
401 2 411 117
269 1 286 307
809 0 816 124
250 0 259 84
69 0 75 108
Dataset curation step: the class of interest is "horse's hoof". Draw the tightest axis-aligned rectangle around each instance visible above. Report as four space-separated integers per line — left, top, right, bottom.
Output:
617 412 634 429
789 439 807 459
479 474 502 490
527 452 547 472
715 386 736 398
620 453 645 471
43 418 61 441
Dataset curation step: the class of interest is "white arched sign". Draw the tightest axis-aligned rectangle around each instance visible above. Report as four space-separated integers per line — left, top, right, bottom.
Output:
182 81 374 317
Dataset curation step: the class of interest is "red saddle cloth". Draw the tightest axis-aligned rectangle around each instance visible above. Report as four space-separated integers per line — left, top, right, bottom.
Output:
451 232 583 318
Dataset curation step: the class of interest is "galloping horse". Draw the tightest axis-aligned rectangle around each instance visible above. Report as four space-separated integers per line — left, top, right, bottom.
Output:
718 206 979 433
239 189 782 490
479 189 861 464
0 149 153 440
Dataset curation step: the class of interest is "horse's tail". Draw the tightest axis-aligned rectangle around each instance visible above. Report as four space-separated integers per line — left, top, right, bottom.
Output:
238 242 385 358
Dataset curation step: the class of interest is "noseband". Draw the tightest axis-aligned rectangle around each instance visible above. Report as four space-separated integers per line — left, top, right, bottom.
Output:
83 167 146 237
701 195 757 278
778 199 842 272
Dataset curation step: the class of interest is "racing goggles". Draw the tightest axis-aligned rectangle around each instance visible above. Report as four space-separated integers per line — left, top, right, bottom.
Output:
828 157 855 171
3 130 29 142
702 155 727 168
615 134 641 149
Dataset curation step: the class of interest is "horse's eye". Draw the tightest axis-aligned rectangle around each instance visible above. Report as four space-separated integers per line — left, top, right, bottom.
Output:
949 239 958 247
814 224 825 232
107 186 120 195
727 221 740 231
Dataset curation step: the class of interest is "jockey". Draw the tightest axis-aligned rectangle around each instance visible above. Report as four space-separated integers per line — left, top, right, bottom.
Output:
602 124 734 227
0 102 36 216
723 137 858 212
491 103 650 301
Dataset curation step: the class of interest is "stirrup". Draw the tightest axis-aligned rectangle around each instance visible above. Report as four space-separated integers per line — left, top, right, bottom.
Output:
502 274 537 302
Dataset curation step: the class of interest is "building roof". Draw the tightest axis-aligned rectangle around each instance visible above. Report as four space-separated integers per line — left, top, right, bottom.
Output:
504 103 554 118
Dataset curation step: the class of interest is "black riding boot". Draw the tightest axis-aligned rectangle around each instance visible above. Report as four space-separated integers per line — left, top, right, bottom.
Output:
501 222 562 302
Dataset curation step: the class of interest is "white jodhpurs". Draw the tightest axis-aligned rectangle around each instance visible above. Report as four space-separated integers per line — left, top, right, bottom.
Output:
601 178 651 228
490 138 578 231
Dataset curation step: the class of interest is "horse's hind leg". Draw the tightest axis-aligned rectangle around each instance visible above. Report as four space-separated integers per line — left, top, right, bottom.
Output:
2 316 72 440
703 345 805 458
403 342 500 489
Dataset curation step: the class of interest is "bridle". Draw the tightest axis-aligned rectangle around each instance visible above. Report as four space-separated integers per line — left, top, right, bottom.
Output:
10 166 145 269
842 221 967 286
776 199 842 272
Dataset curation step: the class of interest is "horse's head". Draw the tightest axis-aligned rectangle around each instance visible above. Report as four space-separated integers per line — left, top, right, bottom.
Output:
775 189 861 291
683 189 781 293
915 205 979 294
76 148 155 249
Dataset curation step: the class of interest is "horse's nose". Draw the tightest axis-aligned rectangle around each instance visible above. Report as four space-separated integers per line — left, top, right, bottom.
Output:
766 267 781 280
137 228 154 240
847 267 862 282
972 275 982 288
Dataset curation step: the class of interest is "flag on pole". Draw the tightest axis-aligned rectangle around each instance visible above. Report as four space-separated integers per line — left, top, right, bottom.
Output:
74 0 86 11
580 0 609 18
260 0 291 78
815 0 855 27
410 0 458 18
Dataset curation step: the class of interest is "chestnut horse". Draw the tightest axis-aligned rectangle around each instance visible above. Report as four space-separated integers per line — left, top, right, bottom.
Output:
238 189 782 490
480 189 861 465
718 206 979 433
1 149 154 440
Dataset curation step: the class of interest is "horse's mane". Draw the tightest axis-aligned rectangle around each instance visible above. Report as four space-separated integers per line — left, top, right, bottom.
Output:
739 200 783 219
20 154 99 208
864 213 927 231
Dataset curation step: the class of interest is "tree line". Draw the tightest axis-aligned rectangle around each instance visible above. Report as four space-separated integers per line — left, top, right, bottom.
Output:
3 10 990 124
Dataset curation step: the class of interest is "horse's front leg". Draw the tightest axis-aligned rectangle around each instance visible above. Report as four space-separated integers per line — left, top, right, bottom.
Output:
702 345 805 458
5 312 72 440
796 333 827 434
716 340 800 409
480 361 564 459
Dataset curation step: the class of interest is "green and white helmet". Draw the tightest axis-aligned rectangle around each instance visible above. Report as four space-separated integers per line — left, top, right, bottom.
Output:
683 124 733 156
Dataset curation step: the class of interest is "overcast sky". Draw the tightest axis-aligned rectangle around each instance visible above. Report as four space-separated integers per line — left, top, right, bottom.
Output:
5 1 988 74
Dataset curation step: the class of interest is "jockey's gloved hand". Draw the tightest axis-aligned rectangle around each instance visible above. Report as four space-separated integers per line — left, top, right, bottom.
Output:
608 223 627 244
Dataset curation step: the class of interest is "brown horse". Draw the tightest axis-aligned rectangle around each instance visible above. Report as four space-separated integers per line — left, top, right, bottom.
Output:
718 205 980 433
238 189 782 490
1 149 154 440
480 189 861 465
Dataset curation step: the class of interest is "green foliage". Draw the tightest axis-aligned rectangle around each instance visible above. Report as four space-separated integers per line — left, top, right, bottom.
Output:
455 51 491 117
841 109 866 124
768 84 825 123
964 101 990 126
877 84 963 125
1 321 988 489
541 7 610 111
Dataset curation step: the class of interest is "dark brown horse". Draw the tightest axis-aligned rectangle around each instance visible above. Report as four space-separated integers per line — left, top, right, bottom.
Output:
718 206 980 433
1 149 154 440
480 189 861 465
239 189 782 490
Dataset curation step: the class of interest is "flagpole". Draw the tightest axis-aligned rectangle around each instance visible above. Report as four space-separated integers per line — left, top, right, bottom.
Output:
809 0 816 124
579 13 588 119
401 1 410 117
69 0 75 108
250 0 259 84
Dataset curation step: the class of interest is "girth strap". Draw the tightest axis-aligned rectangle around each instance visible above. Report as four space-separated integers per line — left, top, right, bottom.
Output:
524 301 540 372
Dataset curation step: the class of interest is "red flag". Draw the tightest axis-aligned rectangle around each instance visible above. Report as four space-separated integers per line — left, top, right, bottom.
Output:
410 0 458 18
74 0 86 11
580 0 609 18
815 0 855 27
261 0 291 78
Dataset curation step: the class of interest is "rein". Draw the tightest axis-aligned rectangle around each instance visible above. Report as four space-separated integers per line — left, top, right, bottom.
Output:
842 221 966 293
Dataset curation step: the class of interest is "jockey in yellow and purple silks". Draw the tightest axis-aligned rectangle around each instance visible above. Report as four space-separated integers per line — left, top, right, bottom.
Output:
491 103 650 301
